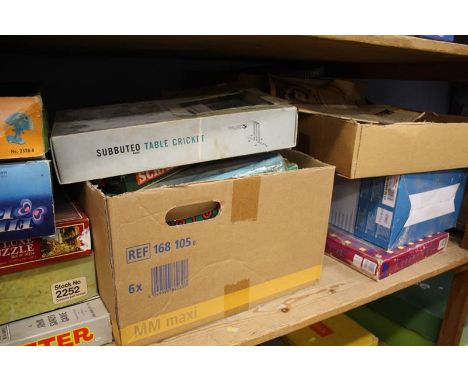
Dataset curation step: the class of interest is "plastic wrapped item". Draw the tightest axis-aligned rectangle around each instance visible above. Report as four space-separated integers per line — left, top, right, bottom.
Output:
144 152 288 189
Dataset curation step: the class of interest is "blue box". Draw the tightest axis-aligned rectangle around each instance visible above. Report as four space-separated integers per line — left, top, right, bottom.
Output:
0 160 55 241
330 169 468 249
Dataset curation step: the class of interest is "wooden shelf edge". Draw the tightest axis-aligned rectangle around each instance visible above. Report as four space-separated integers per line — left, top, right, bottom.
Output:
150 240 467 346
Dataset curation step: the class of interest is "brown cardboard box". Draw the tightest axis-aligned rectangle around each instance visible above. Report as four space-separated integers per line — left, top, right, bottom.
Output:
298 105 468 178
79 150 334 345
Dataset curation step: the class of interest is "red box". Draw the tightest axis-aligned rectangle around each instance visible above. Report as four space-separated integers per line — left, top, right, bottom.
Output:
0 194 91 275
325 226 449 280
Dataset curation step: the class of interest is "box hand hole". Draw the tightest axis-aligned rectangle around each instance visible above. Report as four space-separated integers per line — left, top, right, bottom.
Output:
166 201 220 226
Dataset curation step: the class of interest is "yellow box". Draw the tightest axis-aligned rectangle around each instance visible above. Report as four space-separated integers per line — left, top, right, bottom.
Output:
285 314 378 346
0 96 48 160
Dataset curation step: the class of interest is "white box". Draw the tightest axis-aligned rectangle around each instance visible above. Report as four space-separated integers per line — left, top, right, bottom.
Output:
51 89 297 184
0 297 112 346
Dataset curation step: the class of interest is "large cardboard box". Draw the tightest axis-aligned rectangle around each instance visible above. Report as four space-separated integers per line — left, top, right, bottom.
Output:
79 150 334 345
0 95 49 160
0 160 55 241
51 89 297 184
298 105 468 178
330 170 468 249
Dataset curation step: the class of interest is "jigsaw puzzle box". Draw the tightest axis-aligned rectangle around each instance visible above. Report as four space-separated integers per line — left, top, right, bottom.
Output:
0 160 55 242
0 95 49 160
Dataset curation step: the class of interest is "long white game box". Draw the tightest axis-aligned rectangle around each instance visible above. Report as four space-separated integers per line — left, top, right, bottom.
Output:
0 297 112 346
51 89 297 184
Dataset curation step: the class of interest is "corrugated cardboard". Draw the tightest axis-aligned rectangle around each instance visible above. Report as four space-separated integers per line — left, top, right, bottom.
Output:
79 150 335 345
298 105 468 178
51 89 297 184
0 297 112 346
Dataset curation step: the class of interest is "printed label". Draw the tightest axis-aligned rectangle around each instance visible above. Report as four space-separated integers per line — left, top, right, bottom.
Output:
51 277 88 304
382 176 399 207
126 243 151 263
0 325 10 344
352 254 363 268
404 184 459 228
362 259 377 275
151 259 189 296
438 237 448 251
376 207 393 229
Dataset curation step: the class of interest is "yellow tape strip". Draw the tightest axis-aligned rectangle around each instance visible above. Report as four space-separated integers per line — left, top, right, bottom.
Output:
120 265 321 344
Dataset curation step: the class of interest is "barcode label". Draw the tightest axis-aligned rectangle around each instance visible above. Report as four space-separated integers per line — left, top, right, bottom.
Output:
0 325 10 343
362 259 377 275
151 259 189 296
382 176 399 208
353 254 363 268
376 207 393 229
438 237 448 251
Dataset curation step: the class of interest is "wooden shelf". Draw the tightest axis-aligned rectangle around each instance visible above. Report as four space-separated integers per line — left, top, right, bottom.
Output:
151 239 467 346
2 36 468 63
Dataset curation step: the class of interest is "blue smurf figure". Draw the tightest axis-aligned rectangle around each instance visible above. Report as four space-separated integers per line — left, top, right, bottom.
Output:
5 112 33 144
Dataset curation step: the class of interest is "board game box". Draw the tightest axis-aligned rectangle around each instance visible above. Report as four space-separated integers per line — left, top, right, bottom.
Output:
0 253 97 325
0 192 91 275
0 297 112 346
0 95 49 160
50 89 297 184
325 226 449 280
330 169 467 249
0 160 55 241
284 314 378 346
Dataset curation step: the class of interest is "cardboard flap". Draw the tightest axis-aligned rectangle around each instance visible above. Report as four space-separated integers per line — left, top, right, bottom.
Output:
298 105 425 125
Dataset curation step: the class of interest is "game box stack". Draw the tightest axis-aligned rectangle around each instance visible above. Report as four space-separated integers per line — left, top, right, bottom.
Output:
326 169 468 280
0 94 111 345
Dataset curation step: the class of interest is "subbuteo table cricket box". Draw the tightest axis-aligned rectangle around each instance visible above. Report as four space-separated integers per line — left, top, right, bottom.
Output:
0 160 55 241
51 89 297 184
79 150 335 345
0 95 49 160
0 253 97 325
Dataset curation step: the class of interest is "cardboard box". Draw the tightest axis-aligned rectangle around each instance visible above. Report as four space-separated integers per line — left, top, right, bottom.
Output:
51 89 297 184
330 170 468 249
0 160 55 241
0 192 92 275
368 272 468 344
326 226 449 280
0 95 49 160
284 314 378 346
79 150 334 345
0 297 112 346
0 253 97 325
298 104 468 178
